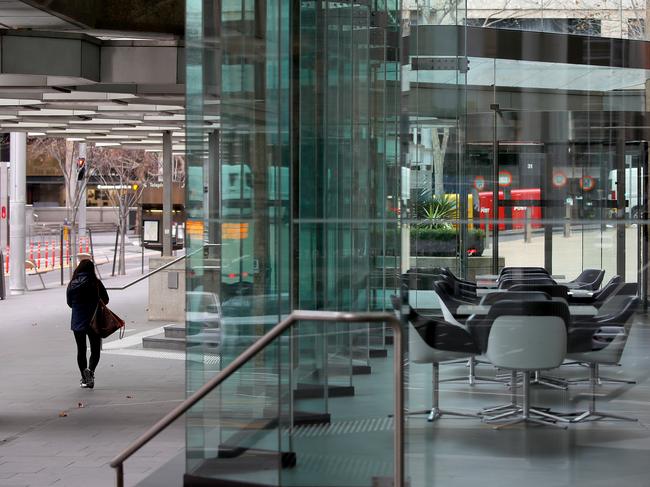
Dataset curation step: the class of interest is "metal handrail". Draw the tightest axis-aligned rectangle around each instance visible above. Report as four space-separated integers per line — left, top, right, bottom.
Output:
110 310 404 487
105 244 219 290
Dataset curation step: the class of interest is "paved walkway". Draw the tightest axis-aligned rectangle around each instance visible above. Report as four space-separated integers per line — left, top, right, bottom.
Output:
0 265 185 486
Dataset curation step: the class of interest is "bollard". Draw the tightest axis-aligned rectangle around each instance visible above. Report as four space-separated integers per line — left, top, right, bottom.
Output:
524 207 532 243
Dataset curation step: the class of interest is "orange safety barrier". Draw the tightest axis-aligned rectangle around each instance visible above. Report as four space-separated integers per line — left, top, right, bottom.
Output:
37 241 41 269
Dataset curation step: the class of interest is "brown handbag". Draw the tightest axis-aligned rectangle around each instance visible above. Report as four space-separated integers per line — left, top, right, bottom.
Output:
90 300 126 339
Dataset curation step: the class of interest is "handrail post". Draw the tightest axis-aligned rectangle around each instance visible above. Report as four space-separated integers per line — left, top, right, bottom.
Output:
116 463 123 487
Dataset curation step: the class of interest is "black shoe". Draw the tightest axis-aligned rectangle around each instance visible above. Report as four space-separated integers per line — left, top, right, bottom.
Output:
80 379 88 388
83 368 94 389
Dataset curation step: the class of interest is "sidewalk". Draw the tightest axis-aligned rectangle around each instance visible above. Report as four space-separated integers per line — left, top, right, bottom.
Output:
0 265 186 486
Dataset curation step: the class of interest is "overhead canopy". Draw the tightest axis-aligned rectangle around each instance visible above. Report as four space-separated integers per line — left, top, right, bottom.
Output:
0 0 218 153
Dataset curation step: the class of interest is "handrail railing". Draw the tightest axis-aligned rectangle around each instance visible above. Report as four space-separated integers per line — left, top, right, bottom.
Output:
110 310 404 487
105 244 219 290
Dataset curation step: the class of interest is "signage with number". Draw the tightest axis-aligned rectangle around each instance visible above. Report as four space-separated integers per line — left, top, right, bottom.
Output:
580 175 596 191
498 170 512 187
552 171 567 188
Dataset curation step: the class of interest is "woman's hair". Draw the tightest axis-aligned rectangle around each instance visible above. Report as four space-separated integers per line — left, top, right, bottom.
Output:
72 259 96 281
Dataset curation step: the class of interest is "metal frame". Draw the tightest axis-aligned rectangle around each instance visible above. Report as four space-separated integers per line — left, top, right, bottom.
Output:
109 310 405 487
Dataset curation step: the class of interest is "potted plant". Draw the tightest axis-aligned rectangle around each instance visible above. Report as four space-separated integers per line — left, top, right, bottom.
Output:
410 193 485 256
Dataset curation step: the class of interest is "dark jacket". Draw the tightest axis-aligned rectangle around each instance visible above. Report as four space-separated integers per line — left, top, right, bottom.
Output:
66 271 109 332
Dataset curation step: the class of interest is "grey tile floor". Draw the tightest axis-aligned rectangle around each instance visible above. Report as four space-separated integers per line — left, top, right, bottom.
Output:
277 314 650 487
0 271 185 487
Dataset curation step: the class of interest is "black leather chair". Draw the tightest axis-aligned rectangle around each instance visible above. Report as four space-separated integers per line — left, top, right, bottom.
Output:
431 280 478 316
567 295 639 422
568 275 623 307
565 269 605 290
391 296 480 421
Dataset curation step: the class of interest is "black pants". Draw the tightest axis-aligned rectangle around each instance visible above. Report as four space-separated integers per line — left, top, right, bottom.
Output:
73 329 101 379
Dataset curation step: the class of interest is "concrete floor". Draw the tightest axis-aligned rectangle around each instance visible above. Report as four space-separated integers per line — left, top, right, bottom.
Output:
0 264 185 487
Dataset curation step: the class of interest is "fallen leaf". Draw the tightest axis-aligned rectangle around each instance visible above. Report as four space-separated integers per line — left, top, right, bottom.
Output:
126 395 133 399
77 402 84 408
58 411 68 417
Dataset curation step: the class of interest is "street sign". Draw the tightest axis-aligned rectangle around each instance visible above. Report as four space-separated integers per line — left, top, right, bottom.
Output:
552 171 568 188
498 170 512 187
580 175 596 191
473 176 486 191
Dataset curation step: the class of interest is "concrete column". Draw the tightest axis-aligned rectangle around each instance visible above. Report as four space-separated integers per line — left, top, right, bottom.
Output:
9 132 26 295
78 142 87 236
162 131 173 256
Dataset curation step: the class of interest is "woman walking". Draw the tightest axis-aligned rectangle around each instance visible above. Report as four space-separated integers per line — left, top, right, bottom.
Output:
66 259 109 388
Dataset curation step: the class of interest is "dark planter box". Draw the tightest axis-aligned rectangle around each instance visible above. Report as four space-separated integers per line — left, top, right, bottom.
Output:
410 234 484 257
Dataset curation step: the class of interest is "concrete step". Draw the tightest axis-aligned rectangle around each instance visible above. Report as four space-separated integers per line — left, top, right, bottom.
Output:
142 334 186 351
164 324 186 339
143 332 221 351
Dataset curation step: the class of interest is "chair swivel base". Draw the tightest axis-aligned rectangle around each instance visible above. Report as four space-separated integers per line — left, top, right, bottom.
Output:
570 409 638 423
484 408 569 429
567 375 636 386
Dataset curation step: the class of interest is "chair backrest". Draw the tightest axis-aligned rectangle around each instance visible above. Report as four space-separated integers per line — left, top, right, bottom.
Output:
591 295 639 363
596 294 639 325
500 266 548 273
486 300 569 371
593 275 623 301
480 290 550 305
389 296 476 362
572 269 605 289
498 277 555 290
509 283 569 300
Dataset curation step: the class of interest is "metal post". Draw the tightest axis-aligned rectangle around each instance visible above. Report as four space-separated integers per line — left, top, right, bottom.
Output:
490 104 500 274
78 143 87 237
9 132 26 295
88 228 95 259
524 207 532 243
141 229 144 274
0 250 5 300
60 227 64 286
616 128 626 278
112 226 119 277
564 202 571 237
162 131 173 257
0 161 8 252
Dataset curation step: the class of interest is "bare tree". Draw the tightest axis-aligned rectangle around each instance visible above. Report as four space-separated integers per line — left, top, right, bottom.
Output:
29 137 92 275
90 146 159 275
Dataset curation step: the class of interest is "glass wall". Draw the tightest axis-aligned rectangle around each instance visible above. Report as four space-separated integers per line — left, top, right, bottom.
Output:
403 2 650 486
185 0 401 485
184 0 650 486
